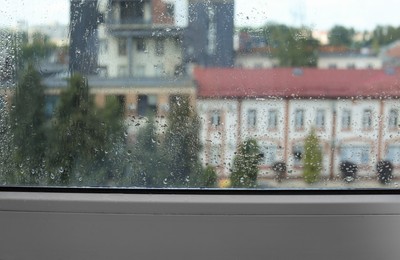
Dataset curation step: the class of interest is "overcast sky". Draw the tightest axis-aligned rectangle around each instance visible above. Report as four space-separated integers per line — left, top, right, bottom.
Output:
0 0 399 31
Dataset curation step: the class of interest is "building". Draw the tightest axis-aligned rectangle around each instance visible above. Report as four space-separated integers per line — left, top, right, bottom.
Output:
184 0 234 68
318 46 382 70
97 0 184 78
194 67 400 179
70 0 101 75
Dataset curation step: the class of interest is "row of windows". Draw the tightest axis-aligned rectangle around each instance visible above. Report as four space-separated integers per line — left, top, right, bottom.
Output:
117 38 165 56
234 108 400 131
208 144 400 167
117 64 166 77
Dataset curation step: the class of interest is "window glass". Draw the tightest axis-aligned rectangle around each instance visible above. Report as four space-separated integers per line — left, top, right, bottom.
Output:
267 109 278 130
1 0 400 190
247 109 256 128
294 109 304 130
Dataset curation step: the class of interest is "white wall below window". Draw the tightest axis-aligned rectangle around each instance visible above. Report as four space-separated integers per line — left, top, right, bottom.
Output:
1 192 400 260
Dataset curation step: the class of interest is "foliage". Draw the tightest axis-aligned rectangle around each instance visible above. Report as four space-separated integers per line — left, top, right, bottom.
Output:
199 166 218 188
162 95 203 187
376 160 393 185
128 95 203 188
328 25 355 47
20 32 57 65
272 161 286 182
47 74 126 185
264 23 319 67
303 130 322 184
128 117 168 187
339 161 358 183
230 139 261 188
8 65 47 185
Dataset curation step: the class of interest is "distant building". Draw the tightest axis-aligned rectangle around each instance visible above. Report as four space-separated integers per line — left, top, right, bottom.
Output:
97 0 184 78
69 0 101 75
184 0 234 68
318 46 382 70
381 40 400 67
194 67 400 179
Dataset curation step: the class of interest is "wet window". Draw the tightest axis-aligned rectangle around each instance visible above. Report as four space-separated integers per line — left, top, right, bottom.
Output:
1 0 400 190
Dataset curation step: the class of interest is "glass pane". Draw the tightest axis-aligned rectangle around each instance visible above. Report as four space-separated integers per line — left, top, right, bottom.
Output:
0 0 400 189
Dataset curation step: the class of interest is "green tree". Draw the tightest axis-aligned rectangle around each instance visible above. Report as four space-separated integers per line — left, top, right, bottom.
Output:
328 25 355 47
264 23 319 67
47 75 126 185
20 32 57 65
303 130 323 184
162 95 202 187
8 65 47 185
199 166 218 188
230 139 260 188
129 117 168 187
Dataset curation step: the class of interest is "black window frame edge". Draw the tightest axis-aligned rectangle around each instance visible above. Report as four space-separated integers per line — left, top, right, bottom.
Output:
0 186 400 195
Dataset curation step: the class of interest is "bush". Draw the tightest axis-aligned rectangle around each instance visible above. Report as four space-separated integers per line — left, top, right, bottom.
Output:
376 160 393 185
340 161 358 183
303 130 323 184
230 139 260 188
200 166 218 188
272 162 286 182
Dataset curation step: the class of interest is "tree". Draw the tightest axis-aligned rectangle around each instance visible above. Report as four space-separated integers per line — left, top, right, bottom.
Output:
303 130 323 184
264 23 319 67
328 25 355 47
199 166 218 188
129 117 168 187
47 75 126 185
230 139 260 188
162 95 203 187
9 65 47 185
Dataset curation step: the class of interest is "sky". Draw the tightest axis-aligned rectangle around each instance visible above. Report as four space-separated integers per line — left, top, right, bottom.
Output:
0 0 399 31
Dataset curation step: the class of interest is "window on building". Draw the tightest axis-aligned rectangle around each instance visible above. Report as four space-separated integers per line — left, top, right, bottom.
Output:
347 63 356 69
294 109 304 130
45 95 59 119
210 110 221 127
268 109 278 129
340 145 370 165
260 145 277 166
328 64 337 69
137 38 146 52
166 3 175 17
154 64 165 76
117 65 128 77
247 109 256 128
342 110 351 130
120 1 144 24
389 109 398 129
118 38 127 56
362 109 372 130
137 95 157 117
316 109 325 129
386 145 400 165
155 39 165 56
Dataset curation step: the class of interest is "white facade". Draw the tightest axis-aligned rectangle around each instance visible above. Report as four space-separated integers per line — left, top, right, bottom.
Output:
318 56 383 69
235 53 383 70
198 98 400 180
98 26 183 78
235 54 278 69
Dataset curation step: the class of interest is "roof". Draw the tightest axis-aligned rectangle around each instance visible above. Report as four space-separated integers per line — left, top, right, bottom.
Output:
43 76 194 89
194 67 400 99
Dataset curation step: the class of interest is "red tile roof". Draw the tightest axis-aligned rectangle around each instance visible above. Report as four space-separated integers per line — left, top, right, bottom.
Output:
194 67 400 99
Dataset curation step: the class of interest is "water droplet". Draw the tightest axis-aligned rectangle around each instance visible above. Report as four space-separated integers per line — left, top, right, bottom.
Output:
59 167 64 173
